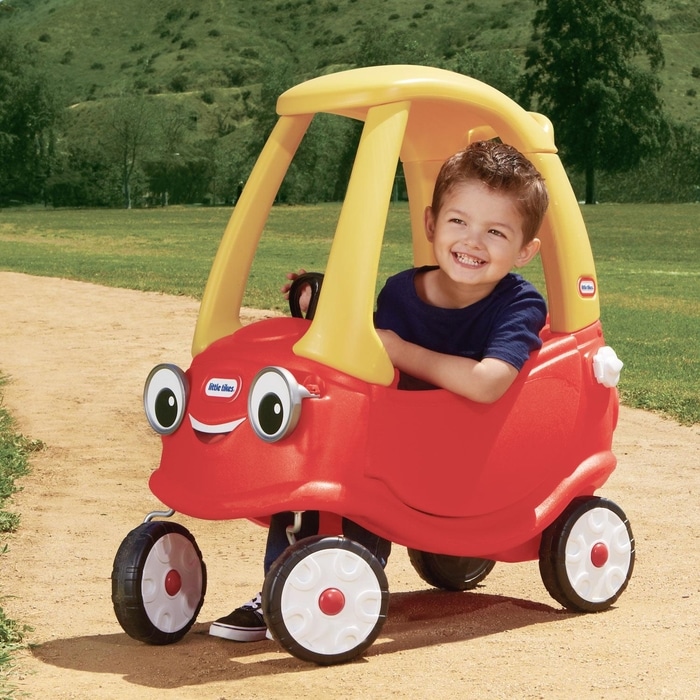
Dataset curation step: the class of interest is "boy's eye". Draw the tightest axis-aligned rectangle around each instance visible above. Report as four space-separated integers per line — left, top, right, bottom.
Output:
489 229 506 238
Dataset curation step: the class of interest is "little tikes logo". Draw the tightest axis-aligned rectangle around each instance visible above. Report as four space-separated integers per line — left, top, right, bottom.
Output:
578 277 596 298
205 378 240 398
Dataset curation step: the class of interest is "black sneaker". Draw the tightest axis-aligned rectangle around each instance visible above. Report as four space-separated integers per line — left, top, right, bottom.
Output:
209 593 267 642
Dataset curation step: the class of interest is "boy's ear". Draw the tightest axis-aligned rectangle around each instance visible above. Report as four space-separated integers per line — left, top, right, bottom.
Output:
514 237 541 268
424 206 436 242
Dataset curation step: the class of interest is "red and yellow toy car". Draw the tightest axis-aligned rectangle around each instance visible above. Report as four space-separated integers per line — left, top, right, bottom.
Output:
112 65 632 665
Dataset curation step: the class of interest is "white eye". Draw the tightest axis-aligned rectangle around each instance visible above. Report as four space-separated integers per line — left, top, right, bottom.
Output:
248 367 312 442
143 364 189 435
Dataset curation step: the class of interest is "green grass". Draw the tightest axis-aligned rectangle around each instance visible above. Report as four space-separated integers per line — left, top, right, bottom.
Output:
0 377 40 697
1 202 698 424
579 204 700 423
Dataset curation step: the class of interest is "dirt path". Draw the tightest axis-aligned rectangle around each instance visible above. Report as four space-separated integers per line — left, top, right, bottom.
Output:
1 270 698 699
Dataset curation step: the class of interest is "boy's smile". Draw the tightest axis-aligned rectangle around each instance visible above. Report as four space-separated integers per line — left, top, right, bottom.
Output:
453 252 487 268
422 180 540 308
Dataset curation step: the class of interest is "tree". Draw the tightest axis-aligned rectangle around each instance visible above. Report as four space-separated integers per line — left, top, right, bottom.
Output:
521 0 668 203
102 96 155 208
245 61 360 204
149 103 192 205
452 49 522 99
0 31 61 204
355 27 435 69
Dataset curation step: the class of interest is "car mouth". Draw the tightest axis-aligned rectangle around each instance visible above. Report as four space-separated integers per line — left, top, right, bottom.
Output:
453 252 486 268
189 415 247 444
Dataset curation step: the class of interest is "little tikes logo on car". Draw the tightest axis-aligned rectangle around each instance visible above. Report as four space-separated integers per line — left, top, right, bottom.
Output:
205 378 240 399
578 277 596 298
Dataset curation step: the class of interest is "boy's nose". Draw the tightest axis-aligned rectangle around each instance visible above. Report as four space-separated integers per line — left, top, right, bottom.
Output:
462 229 484 248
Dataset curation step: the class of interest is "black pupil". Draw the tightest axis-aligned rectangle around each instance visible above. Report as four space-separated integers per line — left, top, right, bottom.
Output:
155 388 178 428
259 392 283 435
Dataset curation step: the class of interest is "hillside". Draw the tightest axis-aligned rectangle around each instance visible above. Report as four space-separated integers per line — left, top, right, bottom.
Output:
2 0 699 128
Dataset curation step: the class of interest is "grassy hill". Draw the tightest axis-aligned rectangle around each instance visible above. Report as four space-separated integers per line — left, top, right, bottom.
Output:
2 0 699 128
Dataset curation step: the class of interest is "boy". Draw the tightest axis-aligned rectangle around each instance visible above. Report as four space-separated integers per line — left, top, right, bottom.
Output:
209 140 549 642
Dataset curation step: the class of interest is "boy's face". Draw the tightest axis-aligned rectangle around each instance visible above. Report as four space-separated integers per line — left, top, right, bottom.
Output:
425 181 540 298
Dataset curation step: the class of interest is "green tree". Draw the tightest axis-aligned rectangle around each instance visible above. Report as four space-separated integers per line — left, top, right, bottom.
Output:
102 96 155 208
355 27 435 69
521 0 668 203
245 61 359 204
148 103 192 205
451 49 522 99
0 32 61 204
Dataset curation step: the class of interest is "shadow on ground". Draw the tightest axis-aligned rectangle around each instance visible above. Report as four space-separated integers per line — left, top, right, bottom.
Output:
32 589 572 689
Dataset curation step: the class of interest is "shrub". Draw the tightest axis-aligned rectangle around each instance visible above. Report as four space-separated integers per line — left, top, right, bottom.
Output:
169 74 189 92
165 8 185 21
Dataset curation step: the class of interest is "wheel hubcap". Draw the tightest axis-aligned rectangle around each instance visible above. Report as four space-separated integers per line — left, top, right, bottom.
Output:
318 587 345 615
565 506 632 603
165 569 182 596
141 533 203 632
279 547 385 655
590 542 609 568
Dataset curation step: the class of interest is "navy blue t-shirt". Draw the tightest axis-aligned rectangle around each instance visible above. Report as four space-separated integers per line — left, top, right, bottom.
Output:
374 266 547 389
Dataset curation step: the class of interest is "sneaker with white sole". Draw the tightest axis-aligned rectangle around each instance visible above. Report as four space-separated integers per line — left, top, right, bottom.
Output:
209 593 267 642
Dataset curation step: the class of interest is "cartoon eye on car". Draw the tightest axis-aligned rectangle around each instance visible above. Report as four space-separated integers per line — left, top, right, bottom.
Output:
112 65 633 665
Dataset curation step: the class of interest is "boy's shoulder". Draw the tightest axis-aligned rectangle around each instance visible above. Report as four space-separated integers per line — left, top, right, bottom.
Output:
494 272 543 299
381 265 432 295
390 265 435 280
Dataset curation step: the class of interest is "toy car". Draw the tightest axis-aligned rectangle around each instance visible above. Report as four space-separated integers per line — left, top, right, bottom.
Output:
112 65 633 665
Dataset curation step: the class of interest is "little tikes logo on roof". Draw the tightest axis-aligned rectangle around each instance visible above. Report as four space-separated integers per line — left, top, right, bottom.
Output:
206 378 240 398
578 277 596 298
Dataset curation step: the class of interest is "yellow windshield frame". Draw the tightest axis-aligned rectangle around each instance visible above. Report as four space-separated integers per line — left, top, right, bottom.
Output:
193 65 600 383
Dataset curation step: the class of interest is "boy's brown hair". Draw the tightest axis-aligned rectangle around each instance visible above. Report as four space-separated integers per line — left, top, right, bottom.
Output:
431 141 549 244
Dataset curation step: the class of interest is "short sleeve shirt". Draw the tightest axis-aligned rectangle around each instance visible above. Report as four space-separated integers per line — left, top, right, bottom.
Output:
374 266 547 388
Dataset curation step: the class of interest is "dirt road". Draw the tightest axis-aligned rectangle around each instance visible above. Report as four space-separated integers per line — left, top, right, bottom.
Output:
1 271 698 699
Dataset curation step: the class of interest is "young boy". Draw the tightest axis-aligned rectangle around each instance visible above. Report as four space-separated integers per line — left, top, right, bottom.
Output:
209 140 549 642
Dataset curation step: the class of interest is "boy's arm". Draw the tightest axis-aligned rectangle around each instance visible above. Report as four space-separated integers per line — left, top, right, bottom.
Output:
376 329 519 403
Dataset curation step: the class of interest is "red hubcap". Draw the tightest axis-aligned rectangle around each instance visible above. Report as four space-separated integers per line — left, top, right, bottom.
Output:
165 569 182 596
590 542 609 568
318 588 345 615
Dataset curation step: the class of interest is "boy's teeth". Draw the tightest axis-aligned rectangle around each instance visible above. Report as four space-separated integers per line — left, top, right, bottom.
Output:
455 252 484 266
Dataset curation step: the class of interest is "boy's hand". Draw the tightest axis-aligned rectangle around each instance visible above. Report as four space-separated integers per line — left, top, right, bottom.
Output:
281 269 310 313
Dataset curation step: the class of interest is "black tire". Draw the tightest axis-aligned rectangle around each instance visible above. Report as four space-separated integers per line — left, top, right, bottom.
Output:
539 496 634 613
408 549 496 591
262 535 389 665
112 521 206 645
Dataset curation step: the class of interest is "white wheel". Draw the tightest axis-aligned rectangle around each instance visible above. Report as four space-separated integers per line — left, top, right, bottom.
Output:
141 531 205 633
539 497 634 612
263 536 389 664
112 521 206 644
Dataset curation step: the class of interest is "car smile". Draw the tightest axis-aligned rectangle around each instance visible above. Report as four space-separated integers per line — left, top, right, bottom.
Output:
189 414 247 437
